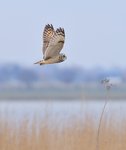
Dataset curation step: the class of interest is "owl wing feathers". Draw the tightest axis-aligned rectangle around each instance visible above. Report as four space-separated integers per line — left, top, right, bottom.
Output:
43 24 55 55
42 24 65 60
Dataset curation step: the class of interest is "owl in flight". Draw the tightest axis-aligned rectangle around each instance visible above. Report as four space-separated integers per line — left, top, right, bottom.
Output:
34 24 67 65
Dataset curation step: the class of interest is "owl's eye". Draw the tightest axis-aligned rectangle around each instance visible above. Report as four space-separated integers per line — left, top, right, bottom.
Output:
62 54 67 60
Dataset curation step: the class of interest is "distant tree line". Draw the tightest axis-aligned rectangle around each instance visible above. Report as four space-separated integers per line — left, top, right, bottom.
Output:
0 64 125 87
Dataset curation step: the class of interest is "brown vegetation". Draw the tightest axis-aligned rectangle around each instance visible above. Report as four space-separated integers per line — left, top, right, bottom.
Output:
0 111 125 150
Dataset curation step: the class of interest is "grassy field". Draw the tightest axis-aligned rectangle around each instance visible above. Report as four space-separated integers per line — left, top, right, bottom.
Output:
0 110 125 150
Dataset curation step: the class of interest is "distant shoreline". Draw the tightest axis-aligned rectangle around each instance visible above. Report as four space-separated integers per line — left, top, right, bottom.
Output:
0 87 126 100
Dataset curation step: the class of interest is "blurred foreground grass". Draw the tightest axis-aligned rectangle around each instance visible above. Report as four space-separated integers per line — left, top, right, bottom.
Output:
0 110 125 150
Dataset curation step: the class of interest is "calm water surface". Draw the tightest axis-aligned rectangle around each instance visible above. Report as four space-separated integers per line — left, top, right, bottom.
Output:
0 100 125 123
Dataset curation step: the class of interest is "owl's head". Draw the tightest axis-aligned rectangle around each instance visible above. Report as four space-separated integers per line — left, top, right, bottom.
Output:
59 53 67 62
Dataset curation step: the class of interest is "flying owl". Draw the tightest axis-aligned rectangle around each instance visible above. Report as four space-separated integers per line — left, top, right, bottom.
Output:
34 24 67 65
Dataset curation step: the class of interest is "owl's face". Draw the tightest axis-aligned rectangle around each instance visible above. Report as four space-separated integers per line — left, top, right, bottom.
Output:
59 53 67 62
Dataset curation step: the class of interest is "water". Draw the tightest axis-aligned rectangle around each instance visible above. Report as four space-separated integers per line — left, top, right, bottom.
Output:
0 99 125 124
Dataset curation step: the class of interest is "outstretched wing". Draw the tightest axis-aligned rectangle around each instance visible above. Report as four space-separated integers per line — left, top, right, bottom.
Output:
43 24 55 55
44 27 65 60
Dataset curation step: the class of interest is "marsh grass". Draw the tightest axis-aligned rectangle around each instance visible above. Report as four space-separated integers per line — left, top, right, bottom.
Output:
0 110 125 150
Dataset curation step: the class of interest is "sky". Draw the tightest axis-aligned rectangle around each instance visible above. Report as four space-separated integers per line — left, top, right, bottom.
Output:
0 0 126 69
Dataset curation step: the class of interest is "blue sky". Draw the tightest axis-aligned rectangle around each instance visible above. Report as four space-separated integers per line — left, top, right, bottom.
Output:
0 0 126 68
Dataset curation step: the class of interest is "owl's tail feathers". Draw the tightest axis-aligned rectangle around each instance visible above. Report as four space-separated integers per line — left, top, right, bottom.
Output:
34 60 45 65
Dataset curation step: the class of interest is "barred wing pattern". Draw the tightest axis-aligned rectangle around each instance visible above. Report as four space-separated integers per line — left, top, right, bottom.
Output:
43 24 55 55
42 24 65 60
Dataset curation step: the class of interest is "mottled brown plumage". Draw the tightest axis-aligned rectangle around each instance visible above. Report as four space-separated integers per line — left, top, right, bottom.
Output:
35 24 66 65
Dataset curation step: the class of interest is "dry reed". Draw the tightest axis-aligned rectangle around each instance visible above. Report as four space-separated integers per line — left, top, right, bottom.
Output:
0 109 125 150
